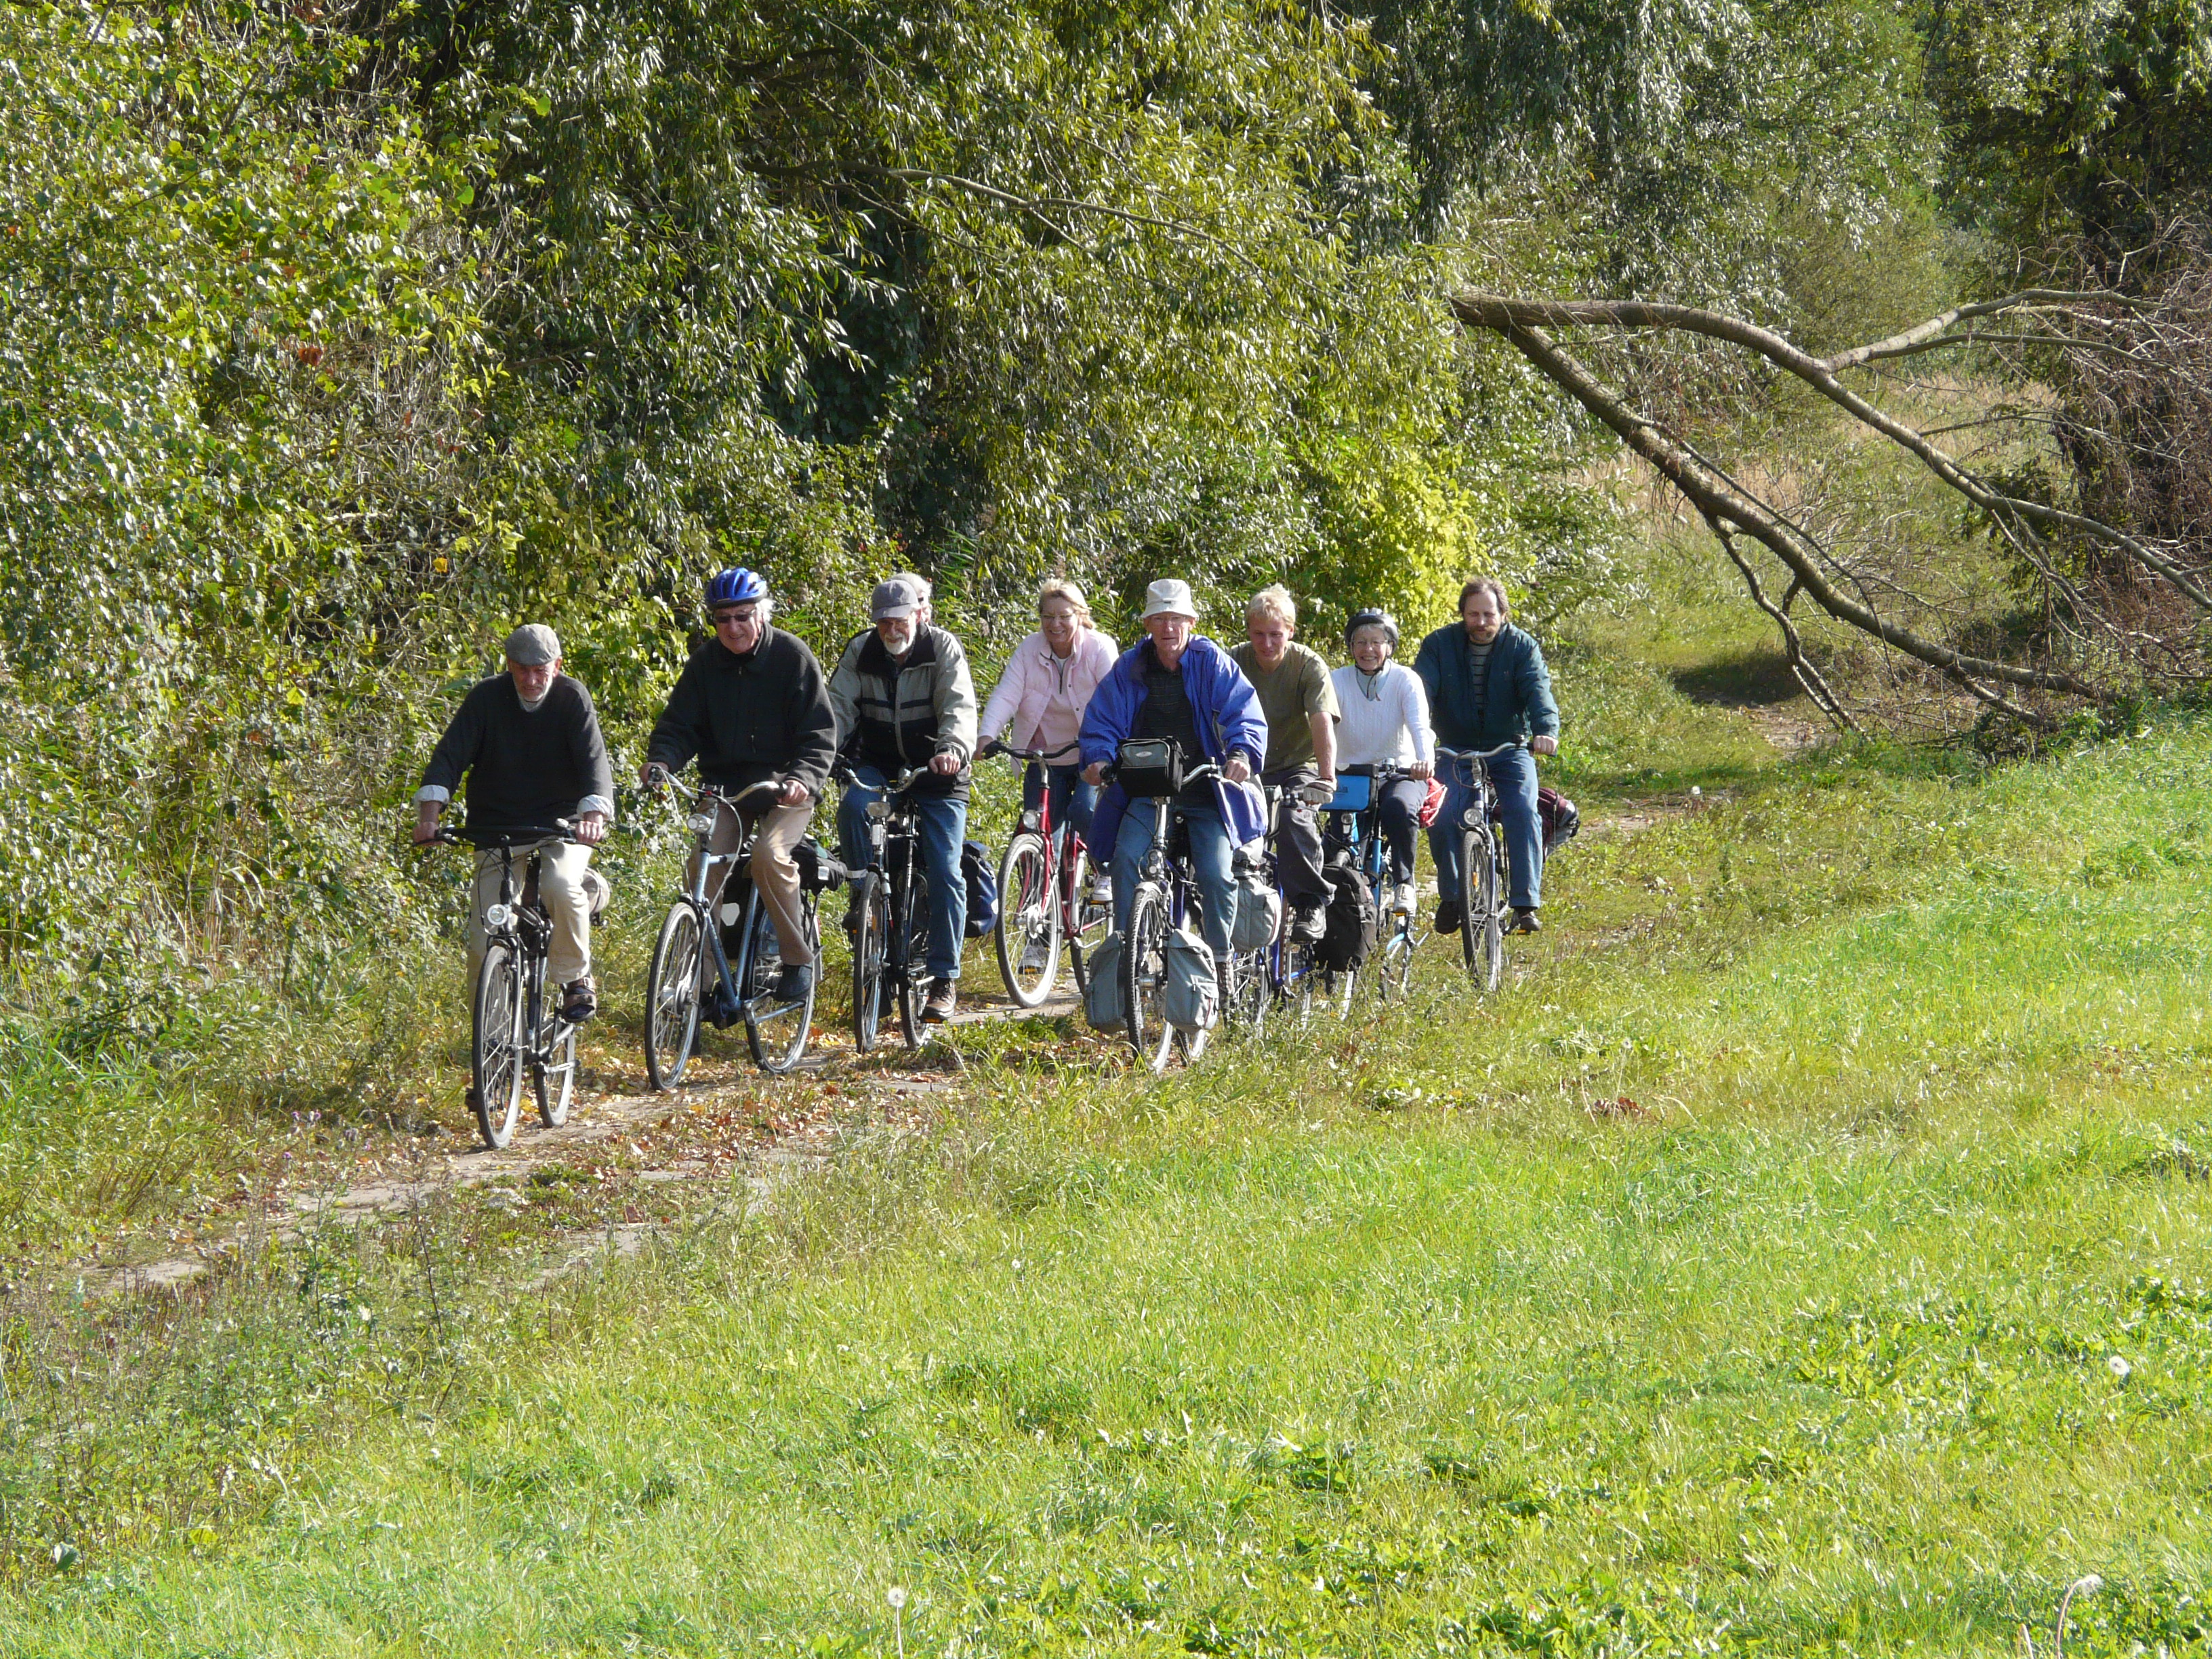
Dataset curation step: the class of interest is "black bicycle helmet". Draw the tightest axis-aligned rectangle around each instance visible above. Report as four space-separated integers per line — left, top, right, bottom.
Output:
1345 608 1399 649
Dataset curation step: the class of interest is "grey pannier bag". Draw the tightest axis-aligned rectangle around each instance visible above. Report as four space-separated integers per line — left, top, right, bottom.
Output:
1162 925 1219 1035
1084 932 1128 1031
1229 857 1281 954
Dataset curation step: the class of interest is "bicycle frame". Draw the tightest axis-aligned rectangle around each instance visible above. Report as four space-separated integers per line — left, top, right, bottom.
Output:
676 780 785 1023
994 740 1093 932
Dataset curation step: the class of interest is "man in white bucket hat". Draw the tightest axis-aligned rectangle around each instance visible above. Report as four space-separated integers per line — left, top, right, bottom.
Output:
1078 580 1267 976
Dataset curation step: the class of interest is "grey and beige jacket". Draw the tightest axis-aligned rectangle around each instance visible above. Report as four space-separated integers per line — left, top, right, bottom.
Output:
828 625 979 800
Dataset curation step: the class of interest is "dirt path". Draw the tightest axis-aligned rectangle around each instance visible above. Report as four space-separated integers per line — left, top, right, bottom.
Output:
90 985 1082 1299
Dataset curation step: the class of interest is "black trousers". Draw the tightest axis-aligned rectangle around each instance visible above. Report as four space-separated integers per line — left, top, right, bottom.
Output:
1263 765 1326 907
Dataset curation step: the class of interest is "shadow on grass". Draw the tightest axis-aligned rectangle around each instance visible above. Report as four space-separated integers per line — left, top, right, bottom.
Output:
1668 649 1802 708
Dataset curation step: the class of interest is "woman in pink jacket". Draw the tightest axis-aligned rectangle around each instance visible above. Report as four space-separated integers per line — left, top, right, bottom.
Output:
979 579 1118 840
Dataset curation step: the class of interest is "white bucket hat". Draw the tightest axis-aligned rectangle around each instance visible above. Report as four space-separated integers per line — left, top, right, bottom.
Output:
1141 579 1198 621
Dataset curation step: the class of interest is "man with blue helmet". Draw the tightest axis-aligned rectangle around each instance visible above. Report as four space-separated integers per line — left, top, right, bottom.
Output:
643 567 838 1004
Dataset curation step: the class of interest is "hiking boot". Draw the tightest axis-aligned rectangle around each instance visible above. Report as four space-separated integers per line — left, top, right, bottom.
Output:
922 977 958 1022
1290 901 1328 943
1511 907 1542 935
561 976 598 1023
1388 880 1414 917
1433 899 1463 935
771 964 815 1005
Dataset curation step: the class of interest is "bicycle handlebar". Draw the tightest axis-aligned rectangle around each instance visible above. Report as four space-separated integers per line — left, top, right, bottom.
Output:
432 818 577 850
979 738 1082 763
1435 741 1526 762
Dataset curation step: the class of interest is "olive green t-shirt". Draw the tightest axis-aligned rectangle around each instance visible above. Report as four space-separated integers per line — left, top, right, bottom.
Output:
1229 640 1340 773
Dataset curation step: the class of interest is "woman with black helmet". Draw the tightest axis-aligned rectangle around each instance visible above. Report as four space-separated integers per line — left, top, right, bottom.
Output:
1328 609 1435 919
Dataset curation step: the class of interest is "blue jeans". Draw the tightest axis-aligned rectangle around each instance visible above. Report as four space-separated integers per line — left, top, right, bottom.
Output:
838 768 968 981
1429 746 1542 910
1023 761 1097 842
1113 800 1236 961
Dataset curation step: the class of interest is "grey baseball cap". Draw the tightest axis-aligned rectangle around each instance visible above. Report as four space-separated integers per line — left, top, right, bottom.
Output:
504 623 561 665
870 576 925 621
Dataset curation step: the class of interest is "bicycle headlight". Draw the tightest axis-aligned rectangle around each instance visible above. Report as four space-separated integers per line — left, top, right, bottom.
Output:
865 801 890 821
483 903 514 929
687 811 719 835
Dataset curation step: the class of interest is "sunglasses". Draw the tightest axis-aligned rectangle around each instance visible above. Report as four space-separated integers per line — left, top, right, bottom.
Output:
713 608 760 626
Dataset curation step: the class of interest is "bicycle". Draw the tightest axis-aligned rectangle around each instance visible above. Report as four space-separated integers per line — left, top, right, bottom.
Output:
640 773 827 1086
838 762 937 1054
1324 766 1420 1001
430 820 587 1149
1110 744 1223 1075
979 739 1111 1007
1435 741 1523 994
1256 779 1350 1027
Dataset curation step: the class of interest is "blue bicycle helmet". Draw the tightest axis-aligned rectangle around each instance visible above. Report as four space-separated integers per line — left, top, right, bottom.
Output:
705 567 769 609
1345 608 1399 649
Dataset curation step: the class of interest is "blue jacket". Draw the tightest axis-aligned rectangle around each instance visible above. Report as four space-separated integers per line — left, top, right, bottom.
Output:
1412 621 1559 750
1082 635 1269 853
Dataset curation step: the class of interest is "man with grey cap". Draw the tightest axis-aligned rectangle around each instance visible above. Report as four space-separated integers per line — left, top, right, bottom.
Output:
414 623 614 1025
830 575 979 1022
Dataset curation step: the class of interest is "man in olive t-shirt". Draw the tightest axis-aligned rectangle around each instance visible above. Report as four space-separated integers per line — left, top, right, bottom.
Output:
1229 585 1339 941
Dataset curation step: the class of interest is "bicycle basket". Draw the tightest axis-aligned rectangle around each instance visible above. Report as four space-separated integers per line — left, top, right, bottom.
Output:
1115 737 1185 798
1322 772 1374 813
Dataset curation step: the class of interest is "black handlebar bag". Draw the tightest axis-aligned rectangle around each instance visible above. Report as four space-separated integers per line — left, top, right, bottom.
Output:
1115 737 1185 799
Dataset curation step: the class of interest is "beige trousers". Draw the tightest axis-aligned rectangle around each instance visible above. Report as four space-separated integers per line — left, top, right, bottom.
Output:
470 840 595 988
689 798 817 967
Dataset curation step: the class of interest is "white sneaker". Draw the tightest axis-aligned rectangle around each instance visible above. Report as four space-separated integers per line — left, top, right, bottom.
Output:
1090 876 1113 904
1389 881 1414 916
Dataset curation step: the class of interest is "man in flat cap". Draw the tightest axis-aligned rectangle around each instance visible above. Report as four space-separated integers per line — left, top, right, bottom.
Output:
829 574 979 1022
414 623 614 1025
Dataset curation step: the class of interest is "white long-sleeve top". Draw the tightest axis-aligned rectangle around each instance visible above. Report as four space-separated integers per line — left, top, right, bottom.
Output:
1329 661 1433 770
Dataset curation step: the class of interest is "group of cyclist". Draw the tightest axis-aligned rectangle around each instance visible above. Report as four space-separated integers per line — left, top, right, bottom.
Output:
411 562 1560 1081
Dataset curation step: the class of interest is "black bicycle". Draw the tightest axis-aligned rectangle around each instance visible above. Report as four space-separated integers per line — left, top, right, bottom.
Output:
432 821 586 1149
641 775 827 1084
1436 741 1522 993
1111 744 1223 1075
840 762 935 1053
1256 779 1349 1027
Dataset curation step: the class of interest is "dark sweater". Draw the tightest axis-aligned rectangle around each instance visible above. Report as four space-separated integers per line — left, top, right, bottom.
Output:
419 674 614 834
645 627 838 796
1136 648 1212 804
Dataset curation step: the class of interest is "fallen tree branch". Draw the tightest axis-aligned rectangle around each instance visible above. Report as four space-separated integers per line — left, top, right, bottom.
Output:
1704 515 1862 735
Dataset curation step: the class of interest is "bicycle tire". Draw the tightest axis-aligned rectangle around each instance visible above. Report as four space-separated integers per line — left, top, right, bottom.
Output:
849 874 887 1054
644 902 705 1090
1123 884 1177 1075
535 1016 577 1128
745 888 818 1075
1460 824 1504 993
994 832 1059 1006
1066 843 1110 994
1375 918 1416 1002
897 866 929 1050
471 943 527 1148
1227 947 1271 1035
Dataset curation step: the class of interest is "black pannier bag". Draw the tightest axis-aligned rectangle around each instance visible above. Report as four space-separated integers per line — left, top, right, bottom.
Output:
792 839 850 893
960 838 1000 937
1114 737 1185 799
1315 863 1377 971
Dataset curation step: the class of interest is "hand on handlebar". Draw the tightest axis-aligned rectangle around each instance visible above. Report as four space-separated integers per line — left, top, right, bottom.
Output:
1531 735 1559 757
929 750 963 777
639 760 672 791
1223 754 1252 785
1081 760 1105 786
412 800 443 846
573 810 609 846
776 777 810 807
1408 759 1435 781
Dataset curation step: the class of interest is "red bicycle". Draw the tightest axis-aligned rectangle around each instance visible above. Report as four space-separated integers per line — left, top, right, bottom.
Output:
981 739 1112 1006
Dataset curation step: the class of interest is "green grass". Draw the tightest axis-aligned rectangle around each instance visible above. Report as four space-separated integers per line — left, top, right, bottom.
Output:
7 686 2212 1650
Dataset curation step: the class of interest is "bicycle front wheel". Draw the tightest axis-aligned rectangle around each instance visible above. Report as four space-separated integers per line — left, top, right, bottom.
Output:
1460 825 1504 993
746 892 818 1075
1375 918 1416 1002
471 943 527 1148
1122 885 1177 1075
994 833 1059 1006
1226 947 1270 1036
850 874 887 1054
644 902 706 1090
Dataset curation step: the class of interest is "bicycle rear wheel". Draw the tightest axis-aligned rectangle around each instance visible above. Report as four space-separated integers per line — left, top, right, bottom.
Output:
850 874 887 1054
1066 843 1110 994
471 943 527 1148
644 902 705 1090
1122 885 1177 1075
535 1015 577 1128
745 889 818 1075
1226 947 1270 1035
994 832 1059 1006
896 874 929 1050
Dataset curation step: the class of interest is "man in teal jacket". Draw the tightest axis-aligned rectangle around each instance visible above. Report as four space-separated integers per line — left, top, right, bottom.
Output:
1413 577 1560 935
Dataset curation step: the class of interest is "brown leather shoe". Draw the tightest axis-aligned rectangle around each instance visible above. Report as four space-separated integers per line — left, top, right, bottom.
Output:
922 977 957 1023
561 976 598 1023
1511 907 1542 935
